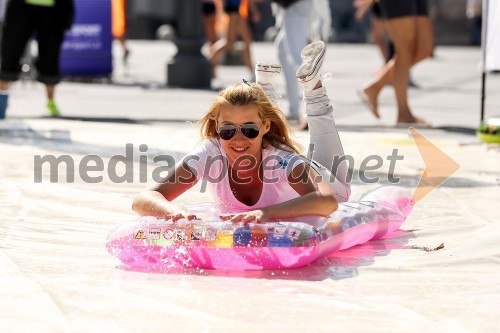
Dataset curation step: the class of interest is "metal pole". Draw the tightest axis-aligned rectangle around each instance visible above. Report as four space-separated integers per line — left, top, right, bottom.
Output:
167 0 211 88
480 0 489 123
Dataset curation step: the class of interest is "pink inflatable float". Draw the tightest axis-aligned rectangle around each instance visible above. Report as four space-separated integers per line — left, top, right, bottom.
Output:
106 186 413 270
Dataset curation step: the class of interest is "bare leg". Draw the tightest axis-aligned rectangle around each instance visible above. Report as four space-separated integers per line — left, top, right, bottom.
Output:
117 36 130 64
372 17 389 62
414 16 433 63
386 17 416 122
210 13 239 77
203 13 217 47
362 15 433 123
0 81 9 91
236 15 254 73
46 84 55 100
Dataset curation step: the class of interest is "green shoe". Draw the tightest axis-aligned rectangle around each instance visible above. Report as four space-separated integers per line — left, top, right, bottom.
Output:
47 99 61 117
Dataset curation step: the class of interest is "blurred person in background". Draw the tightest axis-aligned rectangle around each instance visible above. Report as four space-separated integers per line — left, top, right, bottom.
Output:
270 0 329 130
356 0 433 125
202 0 218 48
0 0 74 118
271 0 310 125
210 0 260 80
112 0 130 65
355 0 419 88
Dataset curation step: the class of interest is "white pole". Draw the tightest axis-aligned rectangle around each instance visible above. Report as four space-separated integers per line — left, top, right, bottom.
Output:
480 0 489 123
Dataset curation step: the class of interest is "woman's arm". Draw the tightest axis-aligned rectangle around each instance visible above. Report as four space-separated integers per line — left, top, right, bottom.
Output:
268 162 338 218
226 163 338 224
132 162 198 221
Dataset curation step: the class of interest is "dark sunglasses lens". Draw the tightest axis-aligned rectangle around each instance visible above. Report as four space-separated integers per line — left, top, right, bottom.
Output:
240 124 260 139
218 126 237 140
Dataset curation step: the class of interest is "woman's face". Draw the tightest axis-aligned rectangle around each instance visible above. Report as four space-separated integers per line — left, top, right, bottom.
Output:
217 104 270 168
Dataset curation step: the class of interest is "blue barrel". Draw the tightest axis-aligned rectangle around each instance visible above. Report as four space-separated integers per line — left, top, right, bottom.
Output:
60 0 113 76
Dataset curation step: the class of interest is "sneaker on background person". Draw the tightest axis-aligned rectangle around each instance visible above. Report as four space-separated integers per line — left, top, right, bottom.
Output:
47 99 61 117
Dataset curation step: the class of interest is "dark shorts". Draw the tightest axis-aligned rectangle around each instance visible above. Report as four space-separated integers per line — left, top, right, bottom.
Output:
378 0 429 19
0 1 66 84
202 3 216 15
372 2 383 19
223 0 241 13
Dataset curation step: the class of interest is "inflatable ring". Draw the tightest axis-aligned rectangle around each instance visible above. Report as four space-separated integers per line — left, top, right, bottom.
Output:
106 186 413 270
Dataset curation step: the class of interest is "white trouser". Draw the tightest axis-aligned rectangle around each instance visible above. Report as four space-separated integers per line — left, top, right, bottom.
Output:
304 87 351 202
260 85 351 202
275 0 310 117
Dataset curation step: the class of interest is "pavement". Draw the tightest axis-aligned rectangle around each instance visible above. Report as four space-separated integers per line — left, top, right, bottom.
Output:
3 41 500 128
1 41 499 332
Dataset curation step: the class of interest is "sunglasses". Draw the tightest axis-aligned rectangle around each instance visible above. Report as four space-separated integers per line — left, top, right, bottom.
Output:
216 123 261 140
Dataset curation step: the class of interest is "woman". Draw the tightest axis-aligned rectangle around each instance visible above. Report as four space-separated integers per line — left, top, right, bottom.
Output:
201 0 217 47
358 0 434 124
133 41 350 224
210 0 259 79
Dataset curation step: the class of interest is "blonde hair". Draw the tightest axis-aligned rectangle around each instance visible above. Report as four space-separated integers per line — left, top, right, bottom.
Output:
199 82 303 154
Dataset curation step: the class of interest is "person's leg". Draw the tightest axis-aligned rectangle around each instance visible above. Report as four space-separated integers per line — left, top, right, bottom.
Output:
362 16 427 121
255 63 281 105
236 14 255 74
276 0 310 119
384 17 416 122
0 1 34 86
210 12 239 76
361 0 433 120
371 17 389 62
36 7 65 116
304 85 351 202
117 36 130 64
203 13 217 46
413 16 433 64
297 41 350 202
0 1 34 117
360 0 413 118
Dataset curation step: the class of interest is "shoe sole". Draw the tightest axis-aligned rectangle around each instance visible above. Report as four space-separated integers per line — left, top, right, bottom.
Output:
296 41 326 82
256 63 281 74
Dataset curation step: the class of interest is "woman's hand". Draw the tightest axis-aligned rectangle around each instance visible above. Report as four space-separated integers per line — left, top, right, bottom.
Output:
163 207 199 222
220 209 269 225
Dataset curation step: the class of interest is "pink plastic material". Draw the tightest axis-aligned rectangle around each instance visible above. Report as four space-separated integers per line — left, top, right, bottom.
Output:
106 186 413 270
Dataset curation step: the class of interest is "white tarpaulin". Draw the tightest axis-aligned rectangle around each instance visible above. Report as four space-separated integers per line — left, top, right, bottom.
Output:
485 0 500 70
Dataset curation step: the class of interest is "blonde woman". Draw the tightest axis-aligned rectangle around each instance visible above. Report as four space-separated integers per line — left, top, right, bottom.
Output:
133 41 350 224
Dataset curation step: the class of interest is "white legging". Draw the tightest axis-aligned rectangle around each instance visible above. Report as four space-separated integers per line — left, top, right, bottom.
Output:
275 0 310 118
303 87 351 202
262 85 351 202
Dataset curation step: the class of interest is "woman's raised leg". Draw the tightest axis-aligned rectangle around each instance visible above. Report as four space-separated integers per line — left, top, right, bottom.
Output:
297 41 351 202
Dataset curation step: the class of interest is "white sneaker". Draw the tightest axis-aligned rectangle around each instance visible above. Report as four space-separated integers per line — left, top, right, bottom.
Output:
255 63 281 85
255 63 281 105
296 41 327 92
